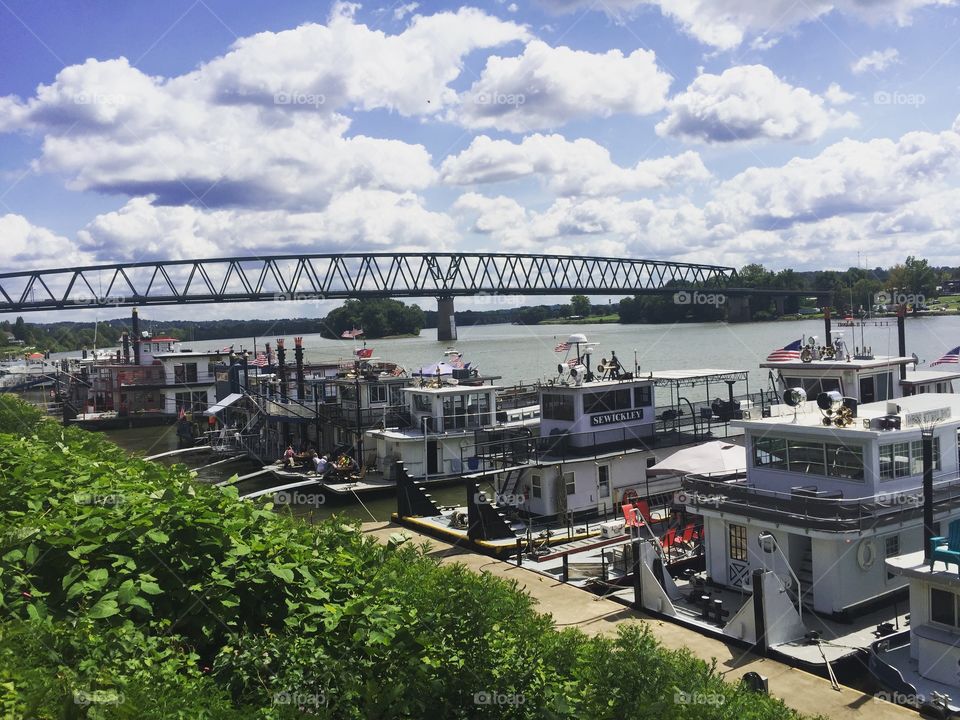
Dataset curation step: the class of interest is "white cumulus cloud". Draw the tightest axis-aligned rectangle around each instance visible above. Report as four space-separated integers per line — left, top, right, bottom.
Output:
441 134 709 195
540 0 952 50
656 65 858 143
851 48 901 74
455 40 671 132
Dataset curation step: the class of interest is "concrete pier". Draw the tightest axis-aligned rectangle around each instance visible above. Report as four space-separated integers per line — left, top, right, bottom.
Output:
361 521 914 720
436 296 457 341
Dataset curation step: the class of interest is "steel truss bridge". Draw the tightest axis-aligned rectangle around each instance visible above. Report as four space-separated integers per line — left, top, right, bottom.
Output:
0 253 744 313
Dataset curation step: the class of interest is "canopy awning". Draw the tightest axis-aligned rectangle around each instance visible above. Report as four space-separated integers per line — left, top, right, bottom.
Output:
647 440 747 477
205 393 243 415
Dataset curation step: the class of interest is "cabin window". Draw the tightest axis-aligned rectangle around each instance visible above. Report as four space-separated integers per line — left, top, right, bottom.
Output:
564 472 576 496
909 438 942 474
753 437 788 470
859 373 893 403
598 465 610 498
787 440 826 476
825 443 864 480
880 442 912 480
443 395 467 430
634 386 652 407
531 474 542 499
931 587 959 628
885 535 900 557
584 389 631 414
783 377 841 398
728 524 748 562
542 393 575 421
413 394 431 412
369 384 387 404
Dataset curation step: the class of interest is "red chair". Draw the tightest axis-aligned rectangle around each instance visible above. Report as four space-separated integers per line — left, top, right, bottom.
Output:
680 523 695 544
661 528 676 548
621 503 642 527
634 499 652 525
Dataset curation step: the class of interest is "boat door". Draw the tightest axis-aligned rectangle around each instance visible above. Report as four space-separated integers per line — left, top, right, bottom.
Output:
427 440 439 475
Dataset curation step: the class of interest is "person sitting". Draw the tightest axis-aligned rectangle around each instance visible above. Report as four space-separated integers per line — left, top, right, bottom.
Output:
313 454 330 476
282 445 295 468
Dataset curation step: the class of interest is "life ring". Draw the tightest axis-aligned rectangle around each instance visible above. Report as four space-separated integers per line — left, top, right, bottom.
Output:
622 488 639 505
857 539 876 570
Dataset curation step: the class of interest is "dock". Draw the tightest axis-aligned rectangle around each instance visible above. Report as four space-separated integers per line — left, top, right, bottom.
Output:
360 521 915 720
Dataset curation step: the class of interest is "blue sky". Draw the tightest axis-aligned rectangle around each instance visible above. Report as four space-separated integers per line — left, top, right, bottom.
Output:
1 0 959 320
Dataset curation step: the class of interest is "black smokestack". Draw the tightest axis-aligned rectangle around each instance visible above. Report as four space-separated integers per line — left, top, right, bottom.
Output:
823 306 831 347
132 308 141 364
277 339 287 401
122 331 130 363
295 336 305 400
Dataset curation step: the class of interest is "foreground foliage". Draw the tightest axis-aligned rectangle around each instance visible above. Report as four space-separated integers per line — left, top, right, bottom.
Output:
0 397 812 719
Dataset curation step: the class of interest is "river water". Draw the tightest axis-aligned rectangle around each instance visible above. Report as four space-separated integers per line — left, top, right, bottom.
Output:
98 316 960 522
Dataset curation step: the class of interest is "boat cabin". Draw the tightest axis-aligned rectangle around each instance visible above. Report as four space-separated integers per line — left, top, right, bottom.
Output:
686 393 960 616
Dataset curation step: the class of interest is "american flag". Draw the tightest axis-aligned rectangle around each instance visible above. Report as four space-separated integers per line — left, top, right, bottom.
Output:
566 357 579 368
554 342 570 353
356 347 373 359
341 328 364 339
249 352 268 367
448 352 464 369
391 365 405 377
932 346 960 366
766 340 803 362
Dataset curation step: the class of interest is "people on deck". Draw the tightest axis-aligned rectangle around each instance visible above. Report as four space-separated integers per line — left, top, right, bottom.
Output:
313 453 330 476
283 445 296 468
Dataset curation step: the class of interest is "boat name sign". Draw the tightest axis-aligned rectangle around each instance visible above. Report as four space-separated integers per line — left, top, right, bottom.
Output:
590 409 643 426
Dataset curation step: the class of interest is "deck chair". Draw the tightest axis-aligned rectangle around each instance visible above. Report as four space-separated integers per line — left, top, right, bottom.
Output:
621 503 643 528
930 519 960 573
661 528 676 549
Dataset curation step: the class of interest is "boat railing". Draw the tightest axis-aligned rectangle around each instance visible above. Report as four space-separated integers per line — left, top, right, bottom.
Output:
682 471 960 531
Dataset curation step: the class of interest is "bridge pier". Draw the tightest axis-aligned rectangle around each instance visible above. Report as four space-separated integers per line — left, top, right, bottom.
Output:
773 296 785 317
726 295 751 323
436 296 457 342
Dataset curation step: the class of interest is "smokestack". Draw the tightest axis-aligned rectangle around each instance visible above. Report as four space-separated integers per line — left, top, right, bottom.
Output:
242 353 249 391
897 305 907 380
277 339 287 401
81 347 88 359
122 331 130 363
132 308 141 364
295 336 305 400
823 306 831 347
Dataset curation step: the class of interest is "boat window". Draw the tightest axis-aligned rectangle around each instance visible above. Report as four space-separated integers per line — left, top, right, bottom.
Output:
531 474 542 499
369 384 387 404
412 394 431 412
728 524 747 562
931 587 958 628
542 393 574 421
583 388 631 414
869 373 894 401
859 375 875 404
825 443 864 481
340 385 358 403
634 386 652 407
753 437 788 470
879 442 911 481
564 472 576 496
885 535 899 557
909 438 942 474
787 440 826 476
598 465 610 498
783 377 841 397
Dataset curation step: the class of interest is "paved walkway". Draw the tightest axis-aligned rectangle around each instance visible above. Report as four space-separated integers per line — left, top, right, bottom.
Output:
360 522 916 720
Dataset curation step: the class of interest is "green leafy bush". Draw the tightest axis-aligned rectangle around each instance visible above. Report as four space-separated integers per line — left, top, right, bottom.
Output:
0 397 813 719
